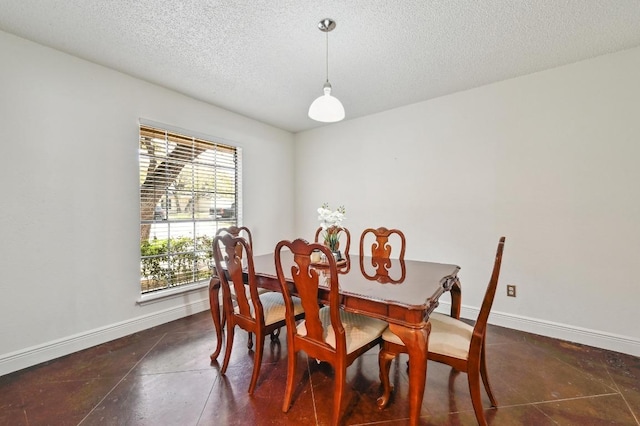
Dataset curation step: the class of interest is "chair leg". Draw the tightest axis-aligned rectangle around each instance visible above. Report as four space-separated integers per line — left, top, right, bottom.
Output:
247 332 254 349
221 318 235 375
248 330 265 395
377 345 396 409
467 367 488 426
209 287 223 362
447 368 461 414
270 327 280 341
332 363 346 426
480 341 497 407
282 349 297 413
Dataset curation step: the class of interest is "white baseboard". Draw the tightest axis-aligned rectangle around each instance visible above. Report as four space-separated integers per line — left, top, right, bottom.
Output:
3 299 638 377
0 298 211 376
435 302 640 357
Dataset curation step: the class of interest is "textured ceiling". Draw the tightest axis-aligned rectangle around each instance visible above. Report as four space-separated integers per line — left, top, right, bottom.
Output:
2 1 640 133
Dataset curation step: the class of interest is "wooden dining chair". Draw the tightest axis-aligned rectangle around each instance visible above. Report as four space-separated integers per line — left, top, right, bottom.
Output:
377 237 506 426
314 225 351 258
359 227 406 282
212 233 305 394
214 226 270 349
275 239 387 426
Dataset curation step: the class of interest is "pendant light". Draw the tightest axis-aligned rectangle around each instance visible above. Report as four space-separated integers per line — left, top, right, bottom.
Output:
308 18 345 123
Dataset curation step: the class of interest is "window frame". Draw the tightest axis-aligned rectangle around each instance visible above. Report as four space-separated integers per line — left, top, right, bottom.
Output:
138 121 242 296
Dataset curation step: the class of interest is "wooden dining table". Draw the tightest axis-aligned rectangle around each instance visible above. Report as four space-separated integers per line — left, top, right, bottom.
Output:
209 252 461 426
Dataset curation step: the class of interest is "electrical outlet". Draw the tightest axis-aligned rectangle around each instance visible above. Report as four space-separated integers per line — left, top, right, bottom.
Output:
507 285 516 297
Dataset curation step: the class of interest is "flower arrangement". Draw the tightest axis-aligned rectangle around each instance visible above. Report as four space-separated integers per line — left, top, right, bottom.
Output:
317 203 346 252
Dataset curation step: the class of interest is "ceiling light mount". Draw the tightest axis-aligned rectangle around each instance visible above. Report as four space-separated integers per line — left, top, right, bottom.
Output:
308 18 345 123
318 18 336 33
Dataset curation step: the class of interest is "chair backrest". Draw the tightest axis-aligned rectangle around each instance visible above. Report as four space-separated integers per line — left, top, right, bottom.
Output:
216 226 253 259
314 226 351 257
212 232 264 323
359 227 406 260
275 238 346 355
470 237 506 349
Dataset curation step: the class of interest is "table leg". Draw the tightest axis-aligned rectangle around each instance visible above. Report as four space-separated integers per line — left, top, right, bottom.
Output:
450 278 462 320
388 321 431 426
208 277 223 361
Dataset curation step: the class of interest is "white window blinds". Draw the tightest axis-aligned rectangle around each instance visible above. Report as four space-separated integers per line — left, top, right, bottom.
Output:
139 124 240 293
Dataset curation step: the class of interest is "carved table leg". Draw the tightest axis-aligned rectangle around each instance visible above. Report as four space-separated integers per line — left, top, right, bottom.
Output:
209 277 223 361
450 278 462 320
388 321 431 426
377 345 396 409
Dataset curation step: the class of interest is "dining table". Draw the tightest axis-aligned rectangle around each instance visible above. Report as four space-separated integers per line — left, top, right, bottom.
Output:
209 252 461 426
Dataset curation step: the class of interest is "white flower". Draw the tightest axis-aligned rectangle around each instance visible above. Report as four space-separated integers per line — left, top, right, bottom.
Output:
317 204 345 229
317 204 346 251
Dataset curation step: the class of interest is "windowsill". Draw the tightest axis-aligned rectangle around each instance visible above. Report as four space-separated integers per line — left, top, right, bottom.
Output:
136 280 210 306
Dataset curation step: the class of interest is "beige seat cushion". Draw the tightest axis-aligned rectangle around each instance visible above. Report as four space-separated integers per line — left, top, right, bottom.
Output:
234 291 304 326
229 284 270 298
297 307 387 354
381 312 473 360
217 284 270 306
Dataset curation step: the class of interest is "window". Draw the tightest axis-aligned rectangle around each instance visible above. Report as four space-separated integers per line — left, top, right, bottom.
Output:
139 124 240 293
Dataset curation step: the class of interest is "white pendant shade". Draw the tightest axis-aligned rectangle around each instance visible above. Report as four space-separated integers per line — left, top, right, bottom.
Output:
308 84 345 123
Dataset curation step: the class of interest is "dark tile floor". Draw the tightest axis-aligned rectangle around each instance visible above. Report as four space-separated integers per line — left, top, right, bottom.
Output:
1 311 638 425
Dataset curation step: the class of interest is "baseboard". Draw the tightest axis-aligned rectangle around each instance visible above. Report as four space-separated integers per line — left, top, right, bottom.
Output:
435 302 640 357
4 299 638 377
0 298 211 376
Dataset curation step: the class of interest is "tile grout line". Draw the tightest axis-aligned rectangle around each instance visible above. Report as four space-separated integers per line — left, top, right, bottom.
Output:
518 336 638 423
529 403 560 425
603 363 640 425
75 333 168 426
196 370 220 426
449 392 624 424
528 392 622 406
491 371 560 425
306 357 320 426
472 392 622 413
558 360 621 393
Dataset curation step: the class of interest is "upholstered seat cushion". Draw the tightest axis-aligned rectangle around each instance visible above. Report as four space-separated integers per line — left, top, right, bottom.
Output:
229 284 270 298
234 291 304 326
297 307 387 354
218 284 270 306
381 312 473 360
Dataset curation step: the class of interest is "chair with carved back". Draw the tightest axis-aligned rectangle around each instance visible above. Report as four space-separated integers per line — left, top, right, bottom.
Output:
212 233 305 394
213 226 270 349
275 239 387 426
377 237 506 426
359 227 406 281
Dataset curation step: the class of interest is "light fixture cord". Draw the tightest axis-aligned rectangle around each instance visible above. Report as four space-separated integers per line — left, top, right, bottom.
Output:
325 30 329 83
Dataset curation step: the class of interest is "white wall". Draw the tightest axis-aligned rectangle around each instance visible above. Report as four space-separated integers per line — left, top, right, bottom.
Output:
294 47 640 356
2 29 638 376
0 30 295 374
